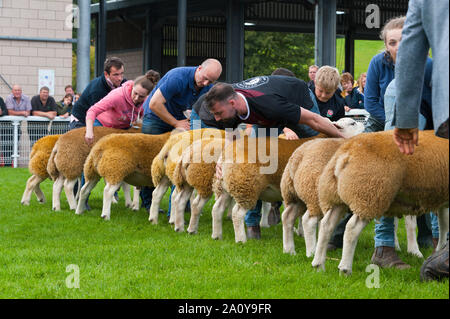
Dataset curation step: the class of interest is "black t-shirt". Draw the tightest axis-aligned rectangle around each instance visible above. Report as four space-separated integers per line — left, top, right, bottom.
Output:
310 84 345 122
31 95 57 112
0 97 7 116
196 75 313 129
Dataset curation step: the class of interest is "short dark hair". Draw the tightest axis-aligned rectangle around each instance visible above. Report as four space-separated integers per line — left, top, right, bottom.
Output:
271 68 295 77
104 57 124 74
204 82 236 110
39 86 50 92
65 84 73 90
64 93 73 101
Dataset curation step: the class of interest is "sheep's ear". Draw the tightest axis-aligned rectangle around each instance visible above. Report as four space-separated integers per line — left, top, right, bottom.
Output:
333 122 343 130
183 110 192 120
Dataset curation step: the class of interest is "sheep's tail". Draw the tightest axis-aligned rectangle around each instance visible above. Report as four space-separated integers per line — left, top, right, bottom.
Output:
83 151 97 182
334 153 350 178
151 154 166 186
47 142 59 181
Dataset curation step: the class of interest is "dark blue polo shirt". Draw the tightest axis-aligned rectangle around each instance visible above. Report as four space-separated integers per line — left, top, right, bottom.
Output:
143 66 212 121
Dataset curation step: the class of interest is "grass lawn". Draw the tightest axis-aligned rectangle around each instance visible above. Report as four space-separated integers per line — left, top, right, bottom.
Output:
0 167 448 299
336 38 385 80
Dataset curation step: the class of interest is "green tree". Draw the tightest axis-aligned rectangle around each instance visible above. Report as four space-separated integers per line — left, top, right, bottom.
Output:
244 31 315 80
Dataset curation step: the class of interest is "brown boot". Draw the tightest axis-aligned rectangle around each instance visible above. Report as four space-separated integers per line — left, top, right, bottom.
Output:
267 202 281 226
246 225 261 240
371 246 411 269
420 241 449 282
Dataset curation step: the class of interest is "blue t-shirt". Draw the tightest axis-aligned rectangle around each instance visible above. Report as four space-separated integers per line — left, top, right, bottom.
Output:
143 66 212 122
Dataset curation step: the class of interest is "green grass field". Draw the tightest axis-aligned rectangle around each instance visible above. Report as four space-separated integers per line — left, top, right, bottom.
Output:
336 38 385 80
0 167 447 299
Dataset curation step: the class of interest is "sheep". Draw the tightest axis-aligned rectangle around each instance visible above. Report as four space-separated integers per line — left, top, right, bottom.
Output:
170 137 225 233
148 128 225 225
47 126 141 211
211 117 365 243
281 130 424 258
21 134 61 205
75 132 172 220
311 130 449 275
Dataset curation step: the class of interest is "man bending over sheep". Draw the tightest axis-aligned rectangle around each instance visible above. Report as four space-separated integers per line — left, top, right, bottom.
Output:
202 76 346 239
139 58 223 212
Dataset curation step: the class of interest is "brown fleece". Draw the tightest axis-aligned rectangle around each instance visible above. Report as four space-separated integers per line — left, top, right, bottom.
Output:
84 132 171 186
28 134 60 179
318 130 449 219
47 126 141 181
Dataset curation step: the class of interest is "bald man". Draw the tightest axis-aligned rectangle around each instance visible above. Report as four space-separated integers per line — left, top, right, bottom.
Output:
139 58 222 211
5 84 32 117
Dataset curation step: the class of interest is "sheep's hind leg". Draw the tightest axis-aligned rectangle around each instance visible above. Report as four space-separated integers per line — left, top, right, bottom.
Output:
33 176 46 204
21 175 44 205
232 205 249 243
174 186 194 232
436 207 449 251
259 201 272 228
282 203 301 255
187 194 210 234
121 182 132 208
405 215 423 258
148 177 170 224
211 192 232 240
338 214 369 276
131 187 140 211
312 205 347 272
101 182 122 220
75 177 99 215
64 178 78 210
303 210 319 258
52 175 65 211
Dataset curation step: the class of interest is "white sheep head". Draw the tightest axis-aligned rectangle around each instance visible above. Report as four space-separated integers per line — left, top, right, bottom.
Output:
333 117 365 138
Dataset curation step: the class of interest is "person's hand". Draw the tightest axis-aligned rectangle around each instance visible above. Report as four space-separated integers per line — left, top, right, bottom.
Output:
61 113 69 118
393 127 419 155
175 119 190 131
283 128 299 140
215 162 222 180
344 106 351 112
85 130 94 145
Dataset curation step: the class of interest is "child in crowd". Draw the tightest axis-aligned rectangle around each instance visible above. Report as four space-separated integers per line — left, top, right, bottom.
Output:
340 72 365 111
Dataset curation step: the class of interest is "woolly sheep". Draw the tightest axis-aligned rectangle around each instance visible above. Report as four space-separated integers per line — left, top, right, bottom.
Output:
21 134 61 205
47 126 141 211
148 128 225 225
281 131 424 258
211 117 365 243
75 132 171 220
311 130 449 275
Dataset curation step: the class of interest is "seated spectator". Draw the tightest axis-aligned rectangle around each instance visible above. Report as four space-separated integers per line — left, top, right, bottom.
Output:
307 65 318 90
65 84 75 98
5 84 31 117
0 96 7 116
73 92 80 104
56 94 73 118
310 66 346 122
357 72 367 94
340 72 364 111
31 86 57 120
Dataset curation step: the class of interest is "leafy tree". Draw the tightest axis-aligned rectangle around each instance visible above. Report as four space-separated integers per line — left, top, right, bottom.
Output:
244 31 315 81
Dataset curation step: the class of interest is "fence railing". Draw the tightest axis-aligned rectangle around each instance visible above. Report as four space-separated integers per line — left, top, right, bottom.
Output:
0 110 370 168
0 116 71 168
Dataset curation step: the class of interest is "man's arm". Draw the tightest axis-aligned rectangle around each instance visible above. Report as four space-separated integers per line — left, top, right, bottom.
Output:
31 110 57 119
298 107 345 138
7 109 30 116
149 88 189 130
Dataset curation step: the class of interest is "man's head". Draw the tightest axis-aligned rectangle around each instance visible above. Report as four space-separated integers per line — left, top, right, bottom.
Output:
204 82 238 122
194 58 222 89
308 65 319 82
271 67 295 77
104 57 125 88
314 66 340 102
39 86 50 103
12 85 23 99
65 85 74 96
340 72 354 93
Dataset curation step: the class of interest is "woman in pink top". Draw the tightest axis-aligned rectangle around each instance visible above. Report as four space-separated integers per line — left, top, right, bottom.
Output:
84 70 160 145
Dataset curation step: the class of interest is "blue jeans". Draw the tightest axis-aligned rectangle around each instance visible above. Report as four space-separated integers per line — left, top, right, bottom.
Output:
375 80 435 248
140 114 173 211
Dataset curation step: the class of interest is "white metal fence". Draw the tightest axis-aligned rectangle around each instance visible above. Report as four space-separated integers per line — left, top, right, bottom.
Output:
0 116 70 168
